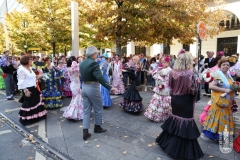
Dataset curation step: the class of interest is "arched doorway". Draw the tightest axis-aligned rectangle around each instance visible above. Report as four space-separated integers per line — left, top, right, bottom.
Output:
217 11 240 56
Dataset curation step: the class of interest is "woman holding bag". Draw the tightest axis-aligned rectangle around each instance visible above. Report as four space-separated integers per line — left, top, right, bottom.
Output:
202 57 235 142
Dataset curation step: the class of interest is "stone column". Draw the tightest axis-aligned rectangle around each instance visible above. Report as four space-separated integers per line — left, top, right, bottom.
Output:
71 1 79 57
127 41 135 56
190 39 197 57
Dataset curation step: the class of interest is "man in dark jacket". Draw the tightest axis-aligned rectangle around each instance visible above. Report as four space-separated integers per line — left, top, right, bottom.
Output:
203 51 216 95
80 46 118 141
0 51 17 100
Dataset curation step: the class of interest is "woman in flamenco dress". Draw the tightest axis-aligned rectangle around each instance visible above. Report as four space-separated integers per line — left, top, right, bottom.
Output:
41 57 63 109
99 53 112 108
119 55 143 112
63 56 83 120
156 50 204 160
144 56 172 122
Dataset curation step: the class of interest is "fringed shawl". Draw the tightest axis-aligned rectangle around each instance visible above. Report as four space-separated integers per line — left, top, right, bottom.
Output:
169 69 195 95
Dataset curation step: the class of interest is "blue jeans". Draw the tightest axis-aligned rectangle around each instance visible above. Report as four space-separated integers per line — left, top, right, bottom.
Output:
4 74 13 97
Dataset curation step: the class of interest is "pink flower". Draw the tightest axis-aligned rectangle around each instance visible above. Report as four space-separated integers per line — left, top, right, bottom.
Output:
178 49 186 55
217 51 224 56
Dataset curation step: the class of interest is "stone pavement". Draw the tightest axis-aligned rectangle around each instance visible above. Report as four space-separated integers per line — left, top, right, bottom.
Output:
45 91 240 160
1 89 240 160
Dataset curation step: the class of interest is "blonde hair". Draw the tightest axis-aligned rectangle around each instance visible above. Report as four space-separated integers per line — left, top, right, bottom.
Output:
132 55 140 65
173 52 193 70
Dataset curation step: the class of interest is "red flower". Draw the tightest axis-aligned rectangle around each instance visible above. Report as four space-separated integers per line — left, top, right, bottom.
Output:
35 70 39 75
161 84 165 89
206 72 210 78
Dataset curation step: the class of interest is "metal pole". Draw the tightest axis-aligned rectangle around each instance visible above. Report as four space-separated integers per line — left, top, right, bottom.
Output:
198 36 202 72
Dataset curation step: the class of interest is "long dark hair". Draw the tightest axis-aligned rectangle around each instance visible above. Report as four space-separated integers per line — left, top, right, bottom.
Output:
213 55 223 66
67 56 76 67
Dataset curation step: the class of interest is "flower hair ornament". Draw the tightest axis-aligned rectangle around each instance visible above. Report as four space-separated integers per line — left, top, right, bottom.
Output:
163 56 171 62
178 49 186 56
217 51 224 56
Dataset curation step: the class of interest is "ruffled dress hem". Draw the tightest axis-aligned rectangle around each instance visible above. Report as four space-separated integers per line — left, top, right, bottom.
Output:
156 114 204 160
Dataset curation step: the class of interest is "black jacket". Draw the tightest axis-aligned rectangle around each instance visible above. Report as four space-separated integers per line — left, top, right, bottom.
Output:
1 64 15 74
204 58 216 68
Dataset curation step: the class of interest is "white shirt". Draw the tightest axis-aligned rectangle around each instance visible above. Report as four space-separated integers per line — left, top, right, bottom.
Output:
17 65 36 89
150 63 158 70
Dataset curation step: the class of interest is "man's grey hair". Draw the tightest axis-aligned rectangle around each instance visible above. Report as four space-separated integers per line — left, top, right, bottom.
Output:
86 46 98 57
209 51 214 55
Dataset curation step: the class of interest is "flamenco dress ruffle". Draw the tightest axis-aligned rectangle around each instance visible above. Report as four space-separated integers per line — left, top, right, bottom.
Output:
19 86 47 125
119 83 143 112
144 93 171 122
42 88 63 109
156 94 204 160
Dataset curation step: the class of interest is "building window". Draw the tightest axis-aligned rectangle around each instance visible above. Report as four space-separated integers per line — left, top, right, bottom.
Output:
219 14 240 31
217 37 238 56
121 47 127 56
183 44 190 51
163 44 170 55
135 46 146 55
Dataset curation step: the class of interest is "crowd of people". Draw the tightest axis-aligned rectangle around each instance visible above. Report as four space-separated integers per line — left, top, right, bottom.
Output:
1 47 240 159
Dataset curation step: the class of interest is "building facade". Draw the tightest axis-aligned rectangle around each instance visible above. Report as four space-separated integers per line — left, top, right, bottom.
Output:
125 0 240 57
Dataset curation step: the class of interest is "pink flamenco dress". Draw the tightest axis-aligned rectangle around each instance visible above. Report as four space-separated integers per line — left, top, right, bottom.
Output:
112 60 125 95
198 66 217 124
63 65 72 97
199 100 211 124
63 61 83 120
144 67 172 122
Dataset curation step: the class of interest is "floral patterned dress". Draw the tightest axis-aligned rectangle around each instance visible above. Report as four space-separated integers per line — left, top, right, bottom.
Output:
41 66 63 109
62 65 72 97
112 60 125 94
203 72 235 140
63 61 83 120
144 67 172 122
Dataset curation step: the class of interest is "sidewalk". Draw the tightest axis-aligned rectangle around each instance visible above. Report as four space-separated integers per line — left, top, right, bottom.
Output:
45 91 240 160
0 89 240 160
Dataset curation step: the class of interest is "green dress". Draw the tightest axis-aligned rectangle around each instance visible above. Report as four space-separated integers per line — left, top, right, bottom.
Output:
0 68 5 90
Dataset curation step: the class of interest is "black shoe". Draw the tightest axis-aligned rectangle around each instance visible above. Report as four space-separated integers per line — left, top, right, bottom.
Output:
7 97 14 100
83 129 91 140
94 125 107 133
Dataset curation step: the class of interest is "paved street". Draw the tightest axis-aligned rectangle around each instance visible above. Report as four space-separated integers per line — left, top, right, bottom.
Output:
0 88 240 160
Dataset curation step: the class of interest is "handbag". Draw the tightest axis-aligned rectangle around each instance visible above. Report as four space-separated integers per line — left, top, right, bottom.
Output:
38 79 46 91
216 95 230 108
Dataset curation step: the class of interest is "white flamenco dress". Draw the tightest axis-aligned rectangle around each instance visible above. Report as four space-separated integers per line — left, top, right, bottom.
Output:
63 61 83 120
144 67 172 122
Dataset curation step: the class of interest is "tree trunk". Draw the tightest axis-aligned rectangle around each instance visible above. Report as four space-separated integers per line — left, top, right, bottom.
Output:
116 43 121 56
64 46 67 56
52 42 56 57
115 1 123 57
